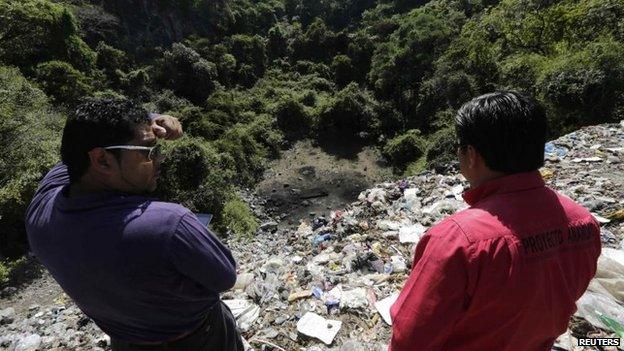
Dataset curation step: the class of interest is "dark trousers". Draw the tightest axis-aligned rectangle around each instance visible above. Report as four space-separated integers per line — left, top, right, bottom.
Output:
111 302 244 351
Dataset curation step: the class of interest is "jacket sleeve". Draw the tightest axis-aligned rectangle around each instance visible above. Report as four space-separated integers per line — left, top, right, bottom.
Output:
33 163 70 196
26 163 70 222
390 220 473 351
167 212 238 293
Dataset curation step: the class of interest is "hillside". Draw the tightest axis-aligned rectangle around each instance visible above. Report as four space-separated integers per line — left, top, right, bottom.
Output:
2 0 624 264
1 121 622 350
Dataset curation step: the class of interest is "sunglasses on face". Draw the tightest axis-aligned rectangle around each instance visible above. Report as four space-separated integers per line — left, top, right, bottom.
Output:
103 144 163 162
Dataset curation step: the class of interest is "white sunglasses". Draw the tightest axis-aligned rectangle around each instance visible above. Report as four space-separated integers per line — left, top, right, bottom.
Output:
103 144 163 161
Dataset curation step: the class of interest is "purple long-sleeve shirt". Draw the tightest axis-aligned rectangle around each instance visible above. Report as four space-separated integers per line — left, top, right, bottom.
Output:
25 164 237 342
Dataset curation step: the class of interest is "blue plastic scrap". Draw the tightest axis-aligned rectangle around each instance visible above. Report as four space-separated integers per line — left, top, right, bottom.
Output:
195 213 213 227
313 233 333 246
544 142 568 157
312 287 323 299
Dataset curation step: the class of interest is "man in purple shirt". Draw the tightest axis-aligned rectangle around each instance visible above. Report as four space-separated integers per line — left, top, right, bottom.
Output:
25 98 244 351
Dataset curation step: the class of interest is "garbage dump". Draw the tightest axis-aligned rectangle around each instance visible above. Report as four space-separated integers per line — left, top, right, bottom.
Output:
0 121 622 350
226 121 624 350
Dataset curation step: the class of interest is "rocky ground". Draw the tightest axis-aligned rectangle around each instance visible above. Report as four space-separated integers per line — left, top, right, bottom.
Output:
254 138 393 230
1 121 623 351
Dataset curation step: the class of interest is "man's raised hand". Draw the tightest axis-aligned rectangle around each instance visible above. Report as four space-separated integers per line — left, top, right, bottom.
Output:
151 114 183 140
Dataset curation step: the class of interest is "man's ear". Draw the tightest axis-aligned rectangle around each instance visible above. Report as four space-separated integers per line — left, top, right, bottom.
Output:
466 145 480 169
87 148 118 176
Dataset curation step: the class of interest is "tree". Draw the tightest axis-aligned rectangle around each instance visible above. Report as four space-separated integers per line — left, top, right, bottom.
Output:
0 66 63 258
382 129 427 170
156 43 217 104
226 34 268 87
268 24 288 59
536 38 624 130
96 42 129 87
155 137 235 225
426 127 456 172
369 3 466 129
291 18 349 63
318 83 380 139
0 0 96 72
331 55 357 87
274 96 312 138
35 61 93 105
215 124 268 185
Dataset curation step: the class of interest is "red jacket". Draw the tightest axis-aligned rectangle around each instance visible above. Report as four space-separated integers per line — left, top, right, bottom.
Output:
390 171 601 351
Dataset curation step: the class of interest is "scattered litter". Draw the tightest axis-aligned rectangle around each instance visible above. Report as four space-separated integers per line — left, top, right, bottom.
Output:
572 157 603 163
223 299 261 332
296 312 342 345
575 290 624 337
233 273 255 290
390 255 407 273
606 209 624 221
341 288 369 310
288 290 312 302
594 248 624 302
374 293 399 325
398 223 426 243
593 214 611 224
219 121 624 350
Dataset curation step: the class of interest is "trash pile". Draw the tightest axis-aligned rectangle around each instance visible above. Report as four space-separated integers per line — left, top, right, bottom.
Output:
226 120 624 351
228 170 469 350
0 121 622 351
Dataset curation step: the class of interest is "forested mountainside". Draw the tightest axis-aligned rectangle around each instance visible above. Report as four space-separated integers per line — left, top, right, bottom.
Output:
1 0 623 268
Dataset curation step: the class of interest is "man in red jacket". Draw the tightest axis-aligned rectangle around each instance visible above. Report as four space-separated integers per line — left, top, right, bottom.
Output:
390 91 601 351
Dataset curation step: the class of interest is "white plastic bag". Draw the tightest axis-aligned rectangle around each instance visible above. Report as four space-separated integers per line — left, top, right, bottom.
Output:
575 290 624 332
595 248 624 303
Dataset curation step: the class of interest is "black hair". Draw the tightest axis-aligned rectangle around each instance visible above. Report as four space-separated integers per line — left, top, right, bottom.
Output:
455 91 548 174
61 98 150 183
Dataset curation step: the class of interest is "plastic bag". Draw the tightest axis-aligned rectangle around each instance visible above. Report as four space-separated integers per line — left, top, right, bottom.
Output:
595 248 624 303
575 290 624 335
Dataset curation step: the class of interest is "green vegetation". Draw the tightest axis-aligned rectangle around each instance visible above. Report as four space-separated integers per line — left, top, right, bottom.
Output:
0 257 40 289
382 129 427 171
0 66 64 260
1 0 624 268
222 198 260 238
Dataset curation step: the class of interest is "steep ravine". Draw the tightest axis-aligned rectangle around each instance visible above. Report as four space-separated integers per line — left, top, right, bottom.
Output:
1 121 623 351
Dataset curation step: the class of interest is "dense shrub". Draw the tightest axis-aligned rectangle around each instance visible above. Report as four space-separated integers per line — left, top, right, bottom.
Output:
536 38 624 130
426 127 457 172
267 24 289 59
0 66 63 259
35 61 93 105
382 129 427 169
73 4 122 48
369 3 466 100
215 124 268 186
96 42 129 87
120 68 151 98
274 97 312 138
177 106 227 141
229 0 280 35
156 43 218 104
246 114 284 158
317 83 380 139
226 34 268 87
331 55 357 87
148 89 193 114
155 137 235 227
222 198 259 238
294 61 332 79
0 0 96 72
499 53 546 92
291 18 349 63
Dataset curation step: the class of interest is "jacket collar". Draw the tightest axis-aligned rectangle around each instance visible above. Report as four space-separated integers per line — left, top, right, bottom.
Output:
462 170 545 206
